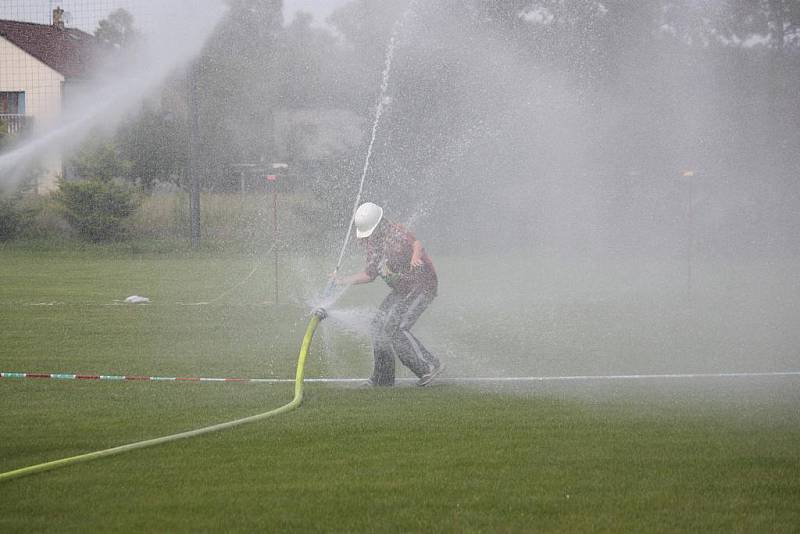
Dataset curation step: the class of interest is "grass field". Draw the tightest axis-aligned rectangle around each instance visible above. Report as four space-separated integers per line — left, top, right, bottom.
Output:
1 244 799 532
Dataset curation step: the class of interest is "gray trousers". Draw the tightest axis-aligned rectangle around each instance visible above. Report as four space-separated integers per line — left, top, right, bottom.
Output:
370 289 439 386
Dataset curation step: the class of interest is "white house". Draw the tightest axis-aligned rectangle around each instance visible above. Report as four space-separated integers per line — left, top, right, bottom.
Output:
0 8 97 191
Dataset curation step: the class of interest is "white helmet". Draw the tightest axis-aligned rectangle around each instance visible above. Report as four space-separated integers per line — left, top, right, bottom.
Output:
354 202 384 239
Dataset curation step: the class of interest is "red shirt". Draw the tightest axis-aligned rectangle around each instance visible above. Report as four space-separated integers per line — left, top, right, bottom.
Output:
364 222 438 296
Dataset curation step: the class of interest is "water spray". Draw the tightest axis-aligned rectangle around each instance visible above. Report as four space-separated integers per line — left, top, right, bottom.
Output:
0 307 327 483
324 7 415 301
0 1 413 484
0 1 226 187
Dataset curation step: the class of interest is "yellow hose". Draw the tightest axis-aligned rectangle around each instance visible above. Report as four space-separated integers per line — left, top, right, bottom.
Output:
0 311 324 483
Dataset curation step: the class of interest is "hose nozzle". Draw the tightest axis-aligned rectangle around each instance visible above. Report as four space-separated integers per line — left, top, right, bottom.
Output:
312 307 327 320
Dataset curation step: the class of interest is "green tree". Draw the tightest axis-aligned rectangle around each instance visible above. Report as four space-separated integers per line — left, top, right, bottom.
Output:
70 132 132 183
54 179 139 241
95 8 139 49
192 0 284 183
116 99 187 191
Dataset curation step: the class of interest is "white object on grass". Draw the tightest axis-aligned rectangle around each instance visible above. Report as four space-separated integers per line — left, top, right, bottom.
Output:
124 295 150 304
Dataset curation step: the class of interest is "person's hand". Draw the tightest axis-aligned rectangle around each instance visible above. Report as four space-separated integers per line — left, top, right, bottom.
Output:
410 254 423 269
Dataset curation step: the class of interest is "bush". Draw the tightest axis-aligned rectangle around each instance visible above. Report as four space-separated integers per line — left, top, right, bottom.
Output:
18 194 71 239
54 179 140 241
0 197 26 240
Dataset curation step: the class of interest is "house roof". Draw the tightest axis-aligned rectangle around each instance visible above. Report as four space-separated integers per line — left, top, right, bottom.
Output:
0 19 98 79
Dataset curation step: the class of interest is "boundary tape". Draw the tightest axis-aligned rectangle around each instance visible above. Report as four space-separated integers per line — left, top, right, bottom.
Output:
4 370 800 384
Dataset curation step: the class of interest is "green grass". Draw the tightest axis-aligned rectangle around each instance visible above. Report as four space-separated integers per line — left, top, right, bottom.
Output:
1 245 799 532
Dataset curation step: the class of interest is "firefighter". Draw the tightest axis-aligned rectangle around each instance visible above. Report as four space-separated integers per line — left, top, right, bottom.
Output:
334 202 443 386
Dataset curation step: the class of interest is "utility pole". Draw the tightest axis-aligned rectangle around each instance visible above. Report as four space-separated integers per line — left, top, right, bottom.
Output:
687 178 693 299
188 64 201 249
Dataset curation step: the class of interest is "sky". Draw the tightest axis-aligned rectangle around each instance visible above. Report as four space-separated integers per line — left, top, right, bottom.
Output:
0 0 350 31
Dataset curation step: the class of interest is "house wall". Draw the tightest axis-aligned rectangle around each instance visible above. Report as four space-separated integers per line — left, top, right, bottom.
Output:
0 36 64 118
0 35 65 191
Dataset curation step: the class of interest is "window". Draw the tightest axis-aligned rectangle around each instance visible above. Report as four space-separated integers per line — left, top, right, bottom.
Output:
0 92 26 114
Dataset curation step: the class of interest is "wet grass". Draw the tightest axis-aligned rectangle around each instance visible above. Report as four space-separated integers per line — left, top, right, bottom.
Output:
0 245 346 378
1 382 799 532
1 246 799 532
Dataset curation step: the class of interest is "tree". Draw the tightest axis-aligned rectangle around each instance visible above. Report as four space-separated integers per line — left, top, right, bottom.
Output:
116 100 187 191
191 0 284 184
95 8 139 49
70 131 132 183
55 179 139 241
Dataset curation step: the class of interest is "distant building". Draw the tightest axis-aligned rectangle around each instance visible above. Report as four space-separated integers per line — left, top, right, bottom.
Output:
0 7 98 191
231 109 365 194
273 108 365 164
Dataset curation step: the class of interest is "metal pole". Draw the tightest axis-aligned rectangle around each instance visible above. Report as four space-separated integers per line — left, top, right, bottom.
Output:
273 186 279 303
188 65 201 249
687 179 693 299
